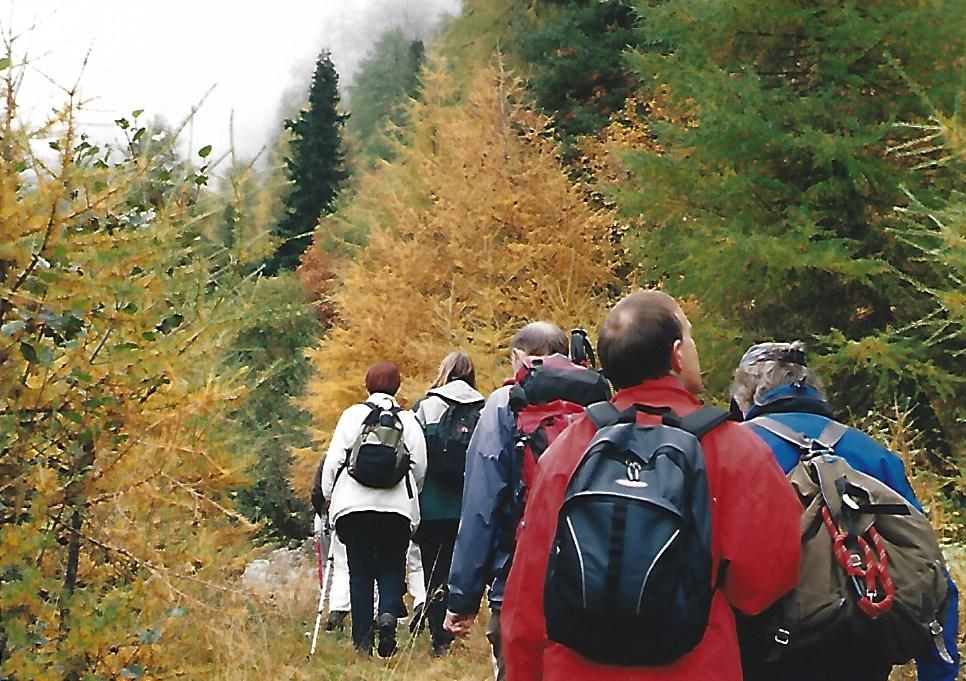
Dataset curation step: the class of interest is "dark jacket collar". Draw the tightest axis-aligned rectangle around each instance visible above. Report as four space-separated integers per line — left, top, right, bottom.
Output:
745 383 833 420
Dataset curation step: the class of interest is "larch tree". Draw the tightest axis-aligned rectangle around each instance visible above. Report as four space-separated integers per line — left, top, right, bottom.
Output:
299 57 618 450
0 58 261 679
264 50 349 274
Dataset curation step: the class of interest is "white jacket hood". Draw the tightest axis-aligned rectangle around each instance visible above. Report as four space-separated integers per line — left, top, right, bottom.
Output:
416 380 485 427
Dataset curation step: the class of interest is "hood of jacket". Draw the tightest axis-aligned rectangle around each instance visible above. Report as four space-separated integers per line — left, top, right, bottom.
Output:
428 379 485 404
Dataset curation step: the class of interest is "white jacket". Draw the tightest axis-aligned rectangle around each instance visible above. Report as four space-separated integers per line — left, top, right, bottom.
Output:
320 392 427 531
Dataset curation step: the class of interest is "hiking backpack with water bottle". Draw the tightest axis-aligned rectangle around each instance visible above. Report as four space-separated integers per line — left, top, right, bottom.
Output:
343 402 412 491
542 401 732 666
740 416 951 668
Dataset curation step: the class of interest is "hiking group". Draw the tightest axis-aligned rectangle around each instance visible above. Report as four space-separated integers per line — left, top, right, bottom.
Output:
310 290 960 680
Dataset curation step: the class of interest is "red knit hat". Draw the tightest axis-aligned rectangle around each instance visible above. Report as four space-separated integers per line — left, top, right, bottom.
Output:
365 361 401 396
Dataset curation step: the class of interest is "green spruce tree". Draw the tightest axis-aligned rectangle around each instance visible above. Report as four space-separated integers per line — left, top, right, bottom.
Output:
229 275 318 540
265 50 348 274
347 29 426 164
512 0 639 150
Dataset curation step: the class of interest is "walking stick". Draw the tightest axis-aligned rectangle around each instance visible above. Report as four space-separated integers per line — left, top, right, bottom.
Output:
310 514 335 656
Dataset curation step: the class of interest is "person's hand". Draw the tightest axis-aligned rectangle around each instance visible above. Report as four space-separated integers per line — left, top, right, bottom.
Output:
443 610 475 637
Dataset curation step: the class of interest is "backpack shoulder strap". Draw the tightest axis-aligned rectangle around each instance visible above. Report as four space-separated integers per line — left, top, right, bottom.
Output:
585 401 621 429
586 401 639 430
815 419 848 450
745 415 811 449
746 415 850 452
361 401 382 422
679 406 733 440
428 390 456 405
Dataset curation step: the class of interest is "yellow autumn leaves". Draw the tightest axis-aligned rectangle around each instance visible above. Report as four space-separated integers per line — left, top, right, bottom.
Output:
300 59 619 461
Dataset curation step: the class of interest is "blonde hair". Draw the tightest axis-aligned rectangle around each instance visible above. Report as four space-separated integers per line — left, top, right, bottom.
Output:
430 351 476 390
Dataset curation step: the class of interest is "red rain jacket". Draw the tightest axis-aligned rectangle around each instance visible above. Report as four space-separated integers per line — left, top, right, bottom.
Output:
501 376 802 681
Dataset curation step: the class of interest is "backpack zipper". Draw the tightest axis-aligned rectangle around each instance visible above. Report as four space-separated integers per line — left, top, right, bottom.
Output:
636 529 681 615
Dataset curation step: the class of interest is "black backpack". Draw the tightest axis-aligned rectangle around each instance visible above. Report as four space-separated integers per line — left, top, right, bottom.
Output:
425 395 484 485
543 402 731 666
344 402 412 491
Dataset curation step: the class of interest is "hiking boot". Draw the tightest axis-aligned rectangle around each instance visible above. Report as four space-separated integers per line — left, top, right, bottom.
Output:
326 610 348 632
376 612 397 658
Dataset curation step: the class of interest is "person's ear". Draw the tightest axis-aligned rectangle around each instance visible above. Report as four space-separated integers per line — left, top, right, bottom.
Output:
510 347 526 373
670 339 684 375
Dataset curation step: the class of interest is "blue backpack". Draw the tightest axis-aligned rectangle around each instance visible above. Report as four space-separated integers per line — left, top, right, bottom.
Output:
544 402 731 666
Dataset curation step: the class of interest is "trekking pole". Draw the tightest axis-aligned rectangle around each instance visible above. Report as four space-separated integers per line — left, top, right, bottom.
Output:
310 514 335 656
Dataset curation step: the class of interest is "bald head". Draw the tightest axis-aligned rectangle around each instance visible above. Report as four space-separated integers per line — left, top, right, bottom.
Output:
510 321 569 357
598 291 684 389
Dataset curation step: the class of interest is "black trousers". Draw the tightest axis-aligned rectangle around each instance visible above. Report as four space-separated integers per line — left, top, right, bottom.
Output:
336 511 411 651
415 518 458 647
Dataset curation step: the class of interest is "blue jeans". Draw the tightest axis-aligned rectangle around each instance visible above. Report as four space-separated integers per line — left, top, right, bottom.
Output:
336 511 410 651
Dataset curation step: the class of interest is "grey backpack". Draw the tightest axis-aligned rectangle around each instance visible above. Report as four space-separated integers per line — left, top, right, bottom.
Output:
742 417 951 667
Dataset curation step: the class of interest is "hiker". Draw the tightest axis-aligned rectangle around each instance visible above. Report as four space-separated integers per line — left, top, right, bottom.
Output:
445 323 611 680
730 342 960 681
312 361 427 657
500 290 802 681
411 351 486 656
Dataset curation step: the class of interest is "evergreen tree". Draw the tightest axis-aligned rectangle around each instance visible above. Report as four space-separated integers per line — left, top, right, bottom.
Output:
512 0 639 149
229 275 317 540
347 29 426 164
613 0 966 417
214 161 318 540
265 50 348 274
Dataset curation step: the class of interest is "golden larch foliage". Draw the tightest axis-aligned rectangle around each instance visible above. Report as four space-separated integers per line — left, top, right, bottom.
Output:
300 56 618 465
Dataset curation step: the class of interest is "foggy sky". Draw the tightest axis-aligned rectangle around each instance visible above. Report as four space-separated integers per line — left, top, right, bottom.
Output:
3 0 461 163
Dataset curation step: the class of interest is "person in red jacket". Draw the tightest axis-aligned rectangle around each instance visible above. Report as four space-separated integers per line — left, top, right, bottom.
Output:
501 290 802 681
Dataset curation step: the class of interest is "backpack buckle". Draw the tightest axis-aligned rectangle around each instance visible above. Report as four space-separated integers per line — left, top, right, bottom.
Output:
774 628 790 646
805 439 834 459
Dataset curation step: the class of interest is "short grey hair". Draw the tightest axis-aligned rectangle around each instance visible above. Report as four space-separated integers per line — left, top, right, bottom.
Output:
730 341 823 415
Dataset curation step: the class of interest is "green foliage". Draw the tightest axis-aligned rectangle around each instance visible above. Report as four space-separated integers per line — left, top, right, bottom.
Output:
228 275 318 540
512 0 640 148
614 0 966 420
265 51 349 274
436 0 530 84
347 29 426 165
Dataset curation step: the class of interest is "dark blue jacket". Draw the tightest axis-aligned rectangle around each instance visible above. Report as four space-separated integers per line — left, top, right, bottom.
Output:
745 384 959 681
447 384 518 614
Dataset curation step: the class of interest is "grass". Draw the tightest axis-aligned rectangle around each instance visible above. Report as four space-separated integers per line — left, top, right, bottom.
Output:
202 563 494 681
